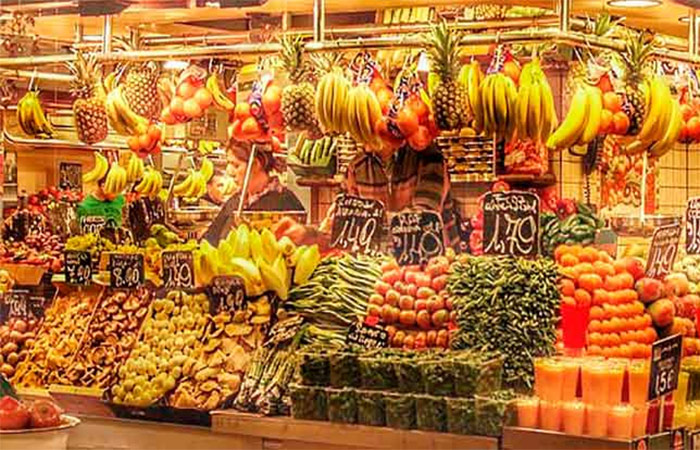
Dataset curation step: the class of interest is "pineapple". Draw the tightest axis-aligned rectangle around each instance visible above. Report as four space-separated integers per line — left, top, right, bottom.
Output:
67 53 108 145
619 31 654 135
565 12 617 96
123 62 161 120
280 35 319 133
425 21 470 131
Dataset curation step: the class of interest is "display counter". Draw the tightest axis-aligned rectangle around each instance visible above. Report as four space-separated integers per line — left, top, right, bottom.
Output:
502 426 685 450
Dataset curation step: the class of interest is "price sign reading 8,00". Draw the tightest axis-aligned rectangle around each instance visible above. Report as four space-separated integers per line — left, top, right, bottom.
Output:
483 191 540 258
330 195 385 255
110 253 144 289
162 251 194 290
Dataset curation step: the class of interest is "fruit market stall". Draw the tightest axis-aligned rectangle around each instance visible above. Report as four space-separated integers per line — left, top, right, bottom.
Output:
5 0 700 449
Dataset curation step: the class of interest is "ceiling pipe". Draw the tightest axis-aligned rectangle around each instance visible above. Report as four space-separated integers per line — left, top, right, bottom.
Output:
0 70 72 83
103 15 113 55
559 0 571 32
313 0 325 42
690 9 699 55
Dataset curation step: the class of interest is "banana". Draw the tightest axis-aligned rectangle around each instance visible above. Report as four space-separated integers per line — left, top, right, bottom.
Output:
103 162 127 196
135 168 154 194
540 78 558 142
182 172 204 199
527 82 542 141
83 152 109 183
334 73 350 133
481 76 495 136
324 73 337 133
345 86 362 142
467 61 484 134
17 91 55 138
126 152 145 183
578 86 602 145
200 157 214 182
206 74 234 111
546 87 590 150
107 86 150 136
173 169 196 196
516 79 531 139
649 99 682 158
315 73 330 131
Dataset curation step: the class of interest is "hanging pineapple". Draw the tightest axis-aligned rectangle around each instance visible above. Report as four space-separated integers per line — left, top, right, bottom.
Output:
280 35 319 133
619 31 654 135
122 62 162 120
424 21 470 131
67 52 109 145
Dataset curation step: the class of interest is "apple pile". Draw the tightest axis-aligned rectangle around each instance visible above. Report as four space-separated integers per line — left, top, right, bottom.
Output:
160 66 213 124
0 396 63 430
127 124 163 157
366 255 454 349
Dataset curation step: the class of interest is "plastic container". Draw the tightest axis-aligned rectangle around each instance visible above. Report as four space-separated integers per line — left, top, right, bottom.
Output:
0 415 80 450
515 397 539 429
329 351 360 388
394 357 424 394
298 350 331 387
628 360 650 407
633 404 648 437
452 357 480 398
534 357 563 402
561 401 585 436
476 354 504 395
289 384 328 421
559 358 580 402
359 355 397 391
539 400 562 432
608 404 634 439
357 390 385 427
327 388 357 424
474 392 515 437
446 397 476 435
419 359 455 397
581 362 609 405
415 395 447 432
586 405 609 438
607 360 627 406
384 393 415 430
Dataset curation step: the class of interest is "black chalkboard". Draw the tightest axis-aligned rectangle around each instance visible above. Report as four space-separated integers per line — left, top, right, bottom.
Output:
64 250 92 285
162 251 194 290
109 253 145 289
687 197 700 255
0 290 29 323
263 315 305 348
646 224 681 280
346 322 389 349
648 333 682 401
330 194 384 254
390 211 444 266
482 191 540 257
80 216 106 235
208 275 246 315
59 162 82 191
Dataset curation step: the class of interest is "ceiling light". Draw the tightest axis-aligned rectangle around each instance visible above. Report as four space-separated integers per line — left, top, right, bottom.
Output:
607 0 661 7
681 16 690 22
163 60 189 71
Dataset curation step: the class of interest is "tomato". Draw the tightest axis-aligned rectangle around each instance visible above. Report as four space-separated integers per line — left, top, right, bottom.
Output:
381 259 399 273
382 269 401 285
416 310 431 330
414 273 432 288
0 396 30 430
416 287 436 300
375 281 391 296
612 112 630 135
395 107 419 137
431 275 448 292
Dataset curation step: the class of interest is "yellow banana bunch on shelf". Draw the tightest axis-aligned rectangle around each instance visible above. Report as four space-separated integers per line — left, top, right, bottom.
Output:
315 68 351 134
105 85 150 136
206 73 235 111
134 167 163 198
17 90 56 138
480 73 518 141
515 58 558 143
83 152 109 183
172 169 207 201
102 161 128 196
546 85 602 150
344 85 383 148
126 152 145 183
459 60 484 134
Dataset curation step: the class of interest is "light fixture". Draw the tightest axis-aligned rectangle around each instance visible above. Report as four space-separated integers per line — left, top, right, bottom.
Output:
681 16 690 22
163 60 189 71
607 0 661 7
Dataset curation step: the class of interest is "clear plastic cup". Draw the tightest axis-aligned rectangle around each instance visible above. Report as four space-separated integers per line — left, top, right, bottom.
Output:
608 404 634 439
515 396 539 429
561 401 586 435
539 400 562 432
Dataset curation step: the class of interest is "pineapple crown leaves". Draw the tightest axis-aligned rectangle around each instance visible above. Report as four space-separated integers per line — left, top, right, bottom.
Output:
424 20 463 82
620 29 655 83
67 51 102 98
279 34 313 83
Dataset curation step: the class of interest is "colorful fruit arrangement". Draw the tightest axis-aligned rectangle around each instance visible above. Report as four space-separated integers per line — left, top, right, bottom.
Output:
0 317 40 379
0 396 63 430
369 255 453 349
229 78 285 145
16 89 55 139
678 90 700 144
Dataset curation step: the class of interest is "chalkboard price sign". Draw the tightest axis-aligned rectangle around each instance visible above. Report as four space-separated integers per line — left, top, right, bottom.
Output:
330 194 384 254
687 197 700 254
646 224 681 280
346 322 389 349
390 211 444 266
648 334 682 401
109 253 144 289
58 162 82 191
483 191 540 257
80 216 106 235
208 275 246 315
264 315 305 347
64 251 92 285
162 251 194 290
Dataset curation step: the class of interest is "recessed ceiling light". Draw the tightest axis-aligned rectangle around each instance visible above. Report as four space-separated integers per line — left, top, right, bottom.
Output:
607 0 661 7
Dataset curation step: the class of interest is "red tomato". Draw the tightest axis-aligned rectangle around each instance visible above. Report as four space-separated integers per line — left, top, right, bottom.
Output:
0 396 30 430
431 275 448 292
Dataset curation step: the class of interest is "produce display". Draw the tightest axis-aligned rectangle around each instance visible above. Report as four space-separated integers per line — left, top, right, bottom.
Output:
0 317 40 379
0 395 64 431
541 203 605 256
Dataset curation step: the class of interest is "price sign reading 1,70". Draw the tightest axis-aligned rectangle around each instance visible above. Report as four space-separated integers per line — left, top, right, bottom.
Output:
483 191 540 258
330 194 385 255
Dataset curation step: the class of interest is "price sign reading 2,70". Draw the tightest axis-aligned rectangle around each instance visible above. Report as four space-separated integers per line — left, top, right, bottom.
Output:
483 191 540 258
162 251 194 290
390 211 444 266
330 195 385 254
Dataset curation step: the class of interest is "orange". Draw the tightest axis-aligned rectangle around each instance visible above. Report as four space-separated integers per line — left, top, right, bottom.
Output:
560 267 580 279
644 327 657 343
632 315 646 330
574 289 592 307
589 332 602 346
576 262 595 275
602 347 614 358
642 315 652 328
613 259 628 274
578 273 603 292
604 275 621 292
588 319 602 333
590 306 605 321
618 344 633 359
570 244 584 257
559 279 576 296
606 291 621 305
608 333 622 347
593 289 610 306
620 289 638 304
579 247 600 263
610 317 623 333
560 254 579 267
632 301 645 315
593 261 616 279
617 273 635 290
561 296 576 308
588 345 603 356
598 252 614 264
554 245 571 263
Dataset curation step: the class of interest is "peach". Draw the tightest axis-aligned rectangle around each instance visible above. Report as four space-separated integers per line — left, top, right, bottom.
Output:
635 277 664 304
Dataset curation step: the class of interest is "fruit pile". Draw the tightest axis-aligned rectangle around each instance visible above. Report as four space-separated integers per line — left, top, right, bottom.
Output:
0 317 40 379
674 255 700 292
0 229 63 272
288 135 337 168
172 158 214 202
229 78 284 144
160 66 212 124
555 247 656 358
17 89 55 139
678 91 700 144
110 291 209 407
65 289 152 388
0 396 63 431
598 91 630 136
541 202 605 256
13 289 100 387
126 124 163 157
169 310 267 410
368 256 453 349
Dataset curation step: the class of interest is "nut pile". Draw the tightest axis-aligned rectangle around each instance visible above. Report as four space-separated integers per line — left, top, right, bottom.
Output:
169 311 266 410
65 289 151 388
13 290 100 387
110 291 208 407
0 317 40 378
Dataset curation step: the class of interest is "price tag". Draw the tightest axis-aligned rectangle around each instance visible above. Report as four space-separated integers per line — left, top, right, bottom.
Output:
330 194 384 254
648 333 682 401
58 162 82 191
208 275 246 315
483 191 540 257
109 253 144 289
346 322 389 349
264 316 304 347
0 290 30 323
80 216 106 235
687 197 700 255
390 211 444 266
162 251 194 290
646 224 681 279
64 251 92 285
594 228 618 259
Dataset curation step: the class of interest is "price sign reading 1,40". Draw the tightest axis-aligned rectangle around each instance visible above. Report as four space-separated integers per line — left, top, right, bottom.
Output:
649 333 682 401
162 251 194 290
110 253 144 289
646 224 681 280
483 191 540 258
64 250 92 285
390 211 444 266
330 195 385 255
687 197 700 255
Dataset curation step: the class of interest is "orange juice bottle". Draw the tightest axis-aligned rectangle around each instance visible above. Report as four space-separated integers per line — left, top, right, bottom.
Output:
632 405 648 437
608 404 634 439
516 397 539 429
562 401 586 435
628 360 650 407
559 357 580 402
586 405 609 437
540 400 562 432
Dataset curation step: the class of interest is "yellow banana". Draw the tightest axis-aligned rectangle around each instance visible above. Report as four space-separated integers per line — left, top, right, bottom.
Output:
293 245 320 285
173 169 195 196
249 229 264 262
579 86 602 145
232 224 251 259
257 256 288 300
200 158 214 182
260 228 279 264
468 61 484 134
83 152 109 183
649 99 682 158
546 87 590 150
206 74 234 111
